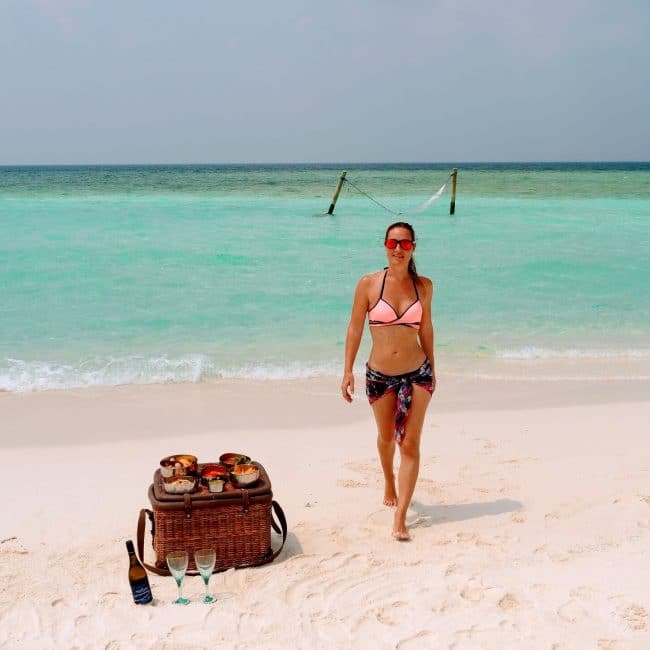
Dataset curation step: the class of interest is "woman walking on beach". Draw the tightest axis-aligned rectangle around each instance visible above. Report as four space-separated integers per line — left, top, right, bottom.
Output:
341 222 435 541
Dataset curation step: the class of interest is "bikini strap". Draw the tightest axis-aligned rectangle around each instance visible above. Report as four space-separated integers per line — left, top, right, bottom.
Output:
378 269 388 299
412 276 419 300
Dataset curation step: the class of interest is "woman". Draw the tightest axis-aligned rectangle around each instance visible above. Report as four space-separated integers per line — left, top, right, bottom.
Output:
341 222 436 541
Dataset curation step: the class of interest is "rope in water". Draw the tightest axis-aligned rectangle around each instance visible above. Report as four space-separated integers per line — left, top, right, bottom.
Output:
344 177 402 216
343 173 451 216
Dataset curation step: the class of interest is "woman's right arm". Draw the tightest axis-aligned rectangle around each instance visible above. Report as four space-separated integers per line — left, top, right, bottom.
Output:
341 276 370 402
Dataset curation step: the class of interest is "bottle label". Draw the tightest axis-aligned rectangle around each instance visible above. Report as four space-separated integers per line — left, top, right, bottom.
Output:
131 578 153 604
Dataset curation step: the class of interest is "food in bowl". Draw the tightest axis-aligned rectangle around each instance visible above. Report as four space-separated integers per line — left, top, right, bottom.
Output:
162 476 197 494
208 478 225 493
219 453 252 469
160 454 197 476
231 464 260 487
200 464 229 480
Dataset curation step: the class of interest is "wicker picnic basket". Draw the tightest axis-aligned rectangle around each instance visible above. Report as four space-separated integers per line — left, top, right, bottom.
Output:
136 462 287 575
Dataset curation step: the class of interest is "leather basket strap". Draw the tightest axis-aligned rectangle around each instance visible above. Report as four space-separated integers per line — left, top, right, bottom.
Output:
266 500 288 563
136 508 171 576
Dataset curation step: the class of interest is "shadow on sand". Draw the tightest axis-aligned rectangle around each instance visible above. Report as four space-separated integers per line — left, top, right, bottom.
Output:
409 498 522 528
274 531 304 562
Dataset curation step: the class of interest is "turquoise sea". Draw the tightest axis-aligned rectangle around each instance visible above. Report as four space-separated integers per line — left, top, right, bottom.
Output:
1 163 648 391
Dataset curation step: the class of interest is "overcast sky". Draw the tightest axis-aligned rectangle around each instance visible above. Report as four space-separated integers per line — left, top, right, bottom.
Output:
1 0 649 164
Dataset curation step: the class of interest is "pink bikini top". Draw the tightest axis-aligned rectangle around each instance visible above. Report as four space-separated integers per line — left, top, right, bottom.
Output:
368 270 422 330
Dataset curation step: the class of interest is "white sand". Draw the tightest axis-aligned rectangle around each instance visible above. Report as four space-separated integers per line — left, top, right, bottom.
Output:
1 373 649 649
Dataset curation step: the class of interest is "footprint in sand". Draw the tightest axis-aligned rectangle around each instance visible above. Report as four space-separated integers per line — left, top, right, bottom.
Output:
498 593 520 610
618 603 648 631
0 537 28 555
460 582 485 603
368 508 422 530
432 598 456 615
98 591 119 605
284 552 369 609
417 476 439 492
557 599 588 623
546 502 587 521
75 614 101 636
367 509 392 524
597 641 626 650
569 585 596 600
445 563 461 576
536 544 570 563
343 460 380 481
376 607 400 627
336 479 368 488
498 619 520 632
317 551 364 571
130 633 155 645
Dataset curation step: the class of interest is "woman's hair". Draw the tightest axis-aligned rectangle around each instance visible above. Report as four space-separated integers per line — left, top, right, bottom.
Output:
384 221 418 281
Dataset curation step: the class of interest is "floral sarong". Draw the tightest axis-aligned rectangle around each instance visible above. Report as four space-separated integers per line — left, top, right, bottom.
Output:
365 359 433 445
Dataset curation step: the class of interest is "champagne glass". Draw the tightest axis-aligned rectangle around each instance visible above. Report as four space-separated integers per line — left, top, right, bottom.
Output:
166 551 190 605
194 548 216 604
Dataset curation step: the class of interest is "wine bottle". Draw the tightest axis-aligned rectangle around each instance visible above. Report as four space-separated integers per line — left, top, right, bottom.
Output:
126 540 153 604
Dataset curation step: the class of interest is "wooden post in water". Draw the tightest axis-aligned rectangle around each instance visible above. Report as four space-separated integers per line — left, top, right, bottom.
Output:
327 170 347 215
449 168 458 215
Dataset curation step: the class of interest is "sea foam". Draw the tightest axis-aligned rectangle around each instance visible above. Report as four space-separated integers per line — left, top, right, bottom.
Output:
0 356 343 392
498 347 650 360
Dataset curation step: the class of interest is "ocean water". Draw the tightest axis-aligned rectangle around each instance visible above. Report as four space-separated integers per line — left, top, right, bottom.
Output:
1 163 648 391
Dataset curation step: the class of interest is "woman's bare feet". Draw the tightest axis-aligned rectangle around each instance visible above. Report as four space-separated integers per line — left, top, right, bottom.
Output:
392 530 411 541
383 479 398 506
392 511 411 541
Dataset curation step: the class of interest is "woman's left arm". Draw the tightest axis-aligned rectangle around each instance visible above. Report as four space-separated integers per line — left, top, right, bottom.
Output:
418 277 436 392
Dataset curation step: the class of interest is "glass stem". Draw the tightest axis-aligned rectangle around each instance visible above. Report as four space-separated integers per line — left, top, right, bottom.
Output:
177 577 183 600
204 576 210 598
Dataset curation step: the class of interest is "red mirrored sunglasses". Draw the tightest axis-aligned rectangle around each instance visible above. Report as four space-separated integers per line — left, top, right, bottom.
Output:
385 238 414 251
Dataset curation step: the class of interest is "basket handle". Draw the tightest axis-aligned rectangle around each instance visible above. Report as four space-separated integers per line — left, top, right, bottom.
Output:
267 500 288 563
136 500 288 575
137 508 172 576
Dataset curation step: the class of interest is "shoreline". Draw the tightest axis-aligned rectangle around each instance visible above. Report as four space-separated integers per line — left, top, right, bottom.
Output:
2 349 649 394
2 367 650 448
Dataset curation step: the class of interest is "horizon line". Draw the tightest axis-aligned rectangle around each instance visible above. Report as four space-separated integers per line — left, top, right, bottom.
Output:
1 160 649 168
